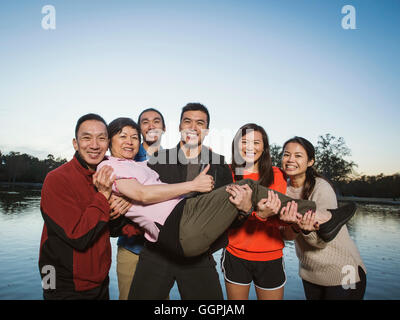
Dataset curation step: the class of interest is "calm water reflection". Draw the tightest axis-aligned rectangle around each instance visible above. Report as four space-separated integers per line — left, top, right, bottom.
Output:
0 188 399 300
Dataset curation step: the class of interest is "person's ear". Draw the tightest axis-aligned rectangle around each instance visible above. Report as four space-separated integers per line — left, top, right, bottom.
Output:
307 158 315 168
73 138 78 151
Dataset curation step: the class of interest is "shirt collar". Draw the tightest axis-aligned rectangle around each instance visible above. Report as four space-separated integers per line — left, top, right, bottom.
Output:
176 142 211 165
139 143 163 161
107 155 135 162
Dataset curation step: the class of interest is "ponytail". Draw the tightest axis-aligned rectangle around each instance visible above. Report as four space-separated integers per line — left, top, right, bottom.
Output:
302 167 321 200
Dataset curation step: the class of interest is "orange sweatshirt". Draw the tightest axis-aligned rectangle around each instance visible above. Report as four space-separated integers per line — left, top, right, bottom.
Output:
226 167 287 261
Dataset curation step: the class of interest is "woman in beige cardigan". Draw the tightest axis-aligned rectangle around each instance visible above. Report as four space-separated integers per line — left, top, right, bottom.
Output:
280 136 367 300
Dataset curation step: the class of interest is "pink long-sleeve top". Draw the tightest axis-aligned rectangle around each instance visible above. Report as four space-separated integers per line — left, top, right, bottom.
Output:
97 156 183 242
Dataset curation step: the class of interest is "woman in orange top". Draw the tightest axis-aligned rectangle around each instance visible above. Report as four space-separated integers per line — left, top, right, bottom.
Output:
223 123 290 300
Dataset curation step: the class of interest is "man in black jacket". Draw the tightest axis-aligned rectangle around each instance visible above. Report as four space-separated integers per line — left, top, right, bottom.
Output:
128 103 233 300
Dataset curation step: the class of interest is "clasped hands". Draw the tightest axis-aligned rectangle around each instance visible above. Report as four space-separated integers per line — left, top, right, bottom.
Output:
225 185 282 219
279 201 320 232
226 184 319 231
93 165 132 220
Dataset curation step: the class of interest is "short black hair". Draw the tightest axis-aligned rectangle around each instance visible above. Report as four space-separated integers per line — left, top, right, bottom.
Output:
108 117 141 149
137 108 166 130
75 113 107 138
180 103 210 128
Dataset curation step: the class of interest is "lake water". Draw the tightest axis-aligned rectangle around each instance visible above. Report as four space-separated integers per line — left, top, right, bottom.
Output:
1 187 400 300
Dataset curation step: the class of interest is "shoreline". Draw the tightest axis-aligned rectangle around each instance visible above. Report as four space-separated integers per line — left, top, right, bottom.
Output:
0 182 399 205
0 182 43 189
338 196 400 206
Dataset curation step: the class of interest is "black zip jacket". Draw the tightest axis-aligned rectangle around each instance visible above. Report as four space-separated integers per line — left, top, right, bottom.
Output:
148 143 233 254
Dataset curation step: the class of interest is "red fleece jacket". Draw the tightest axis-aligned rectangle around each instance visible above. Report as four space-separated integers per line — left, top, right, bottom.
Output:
39 156 141 292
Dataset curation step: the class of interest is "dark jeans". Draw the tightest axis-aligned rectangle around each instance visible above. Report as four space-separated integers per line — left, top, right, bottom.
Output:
43 276 110 300
302 266 366 300
128 242 223 300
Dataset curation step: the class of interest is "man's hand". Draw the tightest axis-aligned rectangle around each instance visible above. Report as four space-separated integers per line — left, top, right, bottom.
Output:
109 194 132 220
226 184 253 213
93 165 114 200
256 190 282 219
191 164 214 193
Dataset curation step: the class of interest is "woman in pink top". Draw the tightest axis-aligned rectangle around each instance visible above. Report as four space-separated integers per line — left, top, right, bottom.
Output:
98 117 351 258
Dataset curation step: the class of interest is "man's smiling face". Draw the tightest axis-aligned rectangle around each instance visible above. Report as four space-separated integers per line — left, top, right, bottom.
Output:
72 120 109 171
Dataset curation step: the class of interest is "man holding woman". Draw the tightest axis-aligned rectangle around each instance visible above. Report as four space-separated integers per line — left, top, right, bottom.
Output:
128 103 233 300
96 114 356 299
40 112 362 300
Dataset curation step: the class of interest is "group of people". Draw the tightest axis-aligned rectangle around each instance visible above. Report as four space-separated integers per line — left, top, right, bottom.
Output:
38 103 367 300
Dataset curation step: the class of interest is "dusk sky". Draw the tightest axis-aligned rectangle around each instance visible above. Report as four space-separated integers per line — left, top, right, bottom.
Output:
1 0 399 176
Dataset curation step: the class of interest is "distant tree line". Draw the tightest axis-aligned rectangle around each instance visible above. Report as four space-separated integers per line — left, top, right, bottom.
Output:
0 151 67 184
1 134 399 199
336 174 400 199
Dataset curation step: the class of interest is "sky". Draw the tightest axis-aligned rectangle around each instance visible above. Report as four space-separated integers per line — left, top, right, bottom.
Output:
0 0 399 176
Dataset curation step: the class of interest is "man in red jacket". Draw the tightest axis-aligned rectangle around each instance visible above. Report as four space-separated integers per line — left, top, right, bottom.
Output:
39 113 141 300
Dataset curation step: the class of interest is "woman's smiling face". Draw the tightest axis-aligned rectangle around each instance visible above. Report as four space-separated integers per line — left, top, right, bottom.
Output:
110 126 140 159
239 130 264 166
282 142 314 178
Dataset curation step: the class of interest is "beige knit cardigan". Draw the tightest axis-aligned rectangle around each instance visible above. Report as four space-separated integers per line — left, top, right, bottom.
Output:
286 177 367 286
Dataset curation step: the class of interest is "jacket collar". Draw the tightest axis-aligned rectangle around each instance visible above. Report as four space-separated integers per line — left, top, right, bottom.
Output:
72 151 104 177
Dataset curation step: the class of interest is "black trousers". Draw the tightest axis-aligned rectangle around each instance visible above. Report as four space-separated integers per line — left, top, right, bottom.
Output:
128 242 223 300
302 266 366 300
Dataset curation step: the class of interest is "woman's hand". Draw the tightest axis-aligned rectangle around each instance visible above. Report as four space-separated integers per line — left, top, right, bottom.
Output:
256 190 281 219
279 200 302 224
93 165 115 200
298 210 320 231
226 184 253 213
109 194 132 220
191 164 215 193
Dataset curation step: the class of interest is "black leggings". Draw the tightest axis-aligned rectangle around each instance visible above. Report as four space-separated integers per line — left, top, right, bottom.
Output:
302 266 366 300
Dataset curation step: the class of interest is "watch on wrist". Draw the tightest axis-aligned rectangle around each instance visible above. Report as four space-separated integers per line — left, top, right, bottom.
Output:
238 205 254 218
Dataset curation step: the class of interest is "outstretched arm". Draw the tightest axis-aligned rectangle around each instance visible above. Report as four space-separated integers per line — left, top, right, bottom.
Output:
115 164 214 204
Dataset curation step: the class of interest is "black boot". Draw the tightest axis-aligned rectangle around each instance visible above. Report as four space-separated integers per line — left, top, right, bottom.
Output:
317 202 357 242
